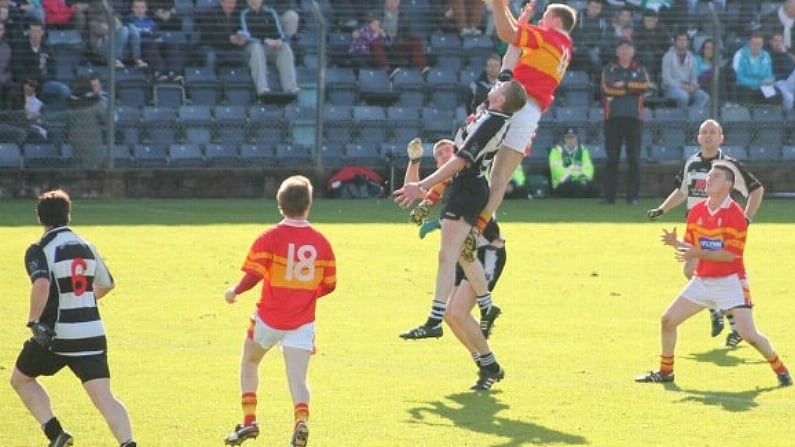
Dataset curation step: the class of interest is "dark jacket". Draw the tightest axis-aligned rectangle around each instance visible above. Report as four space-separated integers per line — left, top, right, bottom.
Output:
12 40 53 84
197 4 242 50
240 5 284 42
600 59 651 120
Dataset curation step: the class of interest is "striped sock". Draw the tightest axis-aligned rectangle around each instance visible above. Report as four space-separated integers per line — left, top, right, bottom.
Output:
425 301 446 326
471 351 480 367
660 355 674 376
768 354 787 374
242 392 257 426
294 403 309 424
476 294 493 314
727 314 737 332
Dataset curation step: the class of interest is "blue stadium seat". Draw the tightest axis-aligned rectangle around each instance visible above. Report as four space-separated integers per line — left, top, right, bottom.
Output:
219 68 254 106
275 143 313 168
461 34 495 68
142 106 178 148
115 105 142 145
555 106 589 130
391 69 426 107
357 68 399 106
386 106 422 143
782 145 795 161
239 143 275 166
751 107 785 146
653 107 687 148
321 144 346 168
588 143 606 162
721 145 748 161
648 144 684 163
720 106 752 146
429 33 463 70
248 105 285 146
0 142 23 168
346 143 382 167
325 67 357 105
420 107 454 141
213 105 249 144
748 146 781 162
113 144 134 168
204 142 239 167
426 67 462 109
117 68 149 107
353 105 387 144
153 84 186 107
169 143 205 167
133 144 169 167
178 105 213 144
23 143 61 168
184 67 220 106
323 105 354 146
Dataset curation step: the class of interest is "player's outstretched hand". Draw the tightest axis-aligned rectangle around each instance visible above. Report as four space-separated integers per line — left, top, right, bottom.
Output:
409 201 431 225
647 208 664 220
406 137 423 162
660 227 678 247
394 183 424 209
28 321 55 350
224 287 237 304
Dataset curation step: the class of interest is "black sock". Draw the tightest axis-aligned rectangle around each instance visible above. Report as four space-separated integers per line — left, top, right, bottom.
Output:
476 294 493 315
121 441 137 447
43 417 63 442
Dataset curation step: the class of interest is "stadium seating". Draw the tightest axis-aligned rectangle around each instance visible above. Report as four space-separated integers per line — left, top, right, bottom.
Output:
386 106 422 143
721 145 748 161
648 145 684 163
426 67 462 109
239 143 274 166
420 107 454 141
320 144 346 168
204 142 239 167
142 106 178 148
353 105 387 144
133 144 169 168
323 105 354 146
0 142 23 168
169 143 205 167
751 107 785 147
748 146 781 162
23 143 61 168
213 105 249 144
429 33 463 70
184 67 220 106
275 143 313 168
115 105 142 146
178 105 213 144
113 144 134 168
153 83 186 107
219 68 254 106
653 107 688 148
117 68 149 107
782 146 795 161
720 106 753 147
357 68 399 106
391 69 426 107
248 105 286 146
345 143 382 167
325 67 358 106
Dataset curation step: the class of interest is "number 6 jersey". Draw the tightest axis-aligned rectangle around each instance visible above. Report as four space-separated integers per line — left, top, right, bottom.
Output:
25 227 114 356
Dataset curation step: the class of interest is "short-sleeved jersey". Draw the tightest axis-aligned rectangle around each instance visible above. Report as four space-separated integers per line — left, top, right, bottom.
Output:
24 227 113 356
512 23 572 110
242 219 336 330
676 149 763 211
685 197 747 278
453 109 512 177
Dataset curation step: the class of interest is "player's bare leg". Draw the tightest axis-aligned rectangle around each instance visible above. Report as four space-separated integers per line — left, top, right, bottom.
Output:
226 337 267 445
10 369 73 445
284 347 311 447
458 255 501 338
730 308 792 385
637 296 703 383
82 378 134 445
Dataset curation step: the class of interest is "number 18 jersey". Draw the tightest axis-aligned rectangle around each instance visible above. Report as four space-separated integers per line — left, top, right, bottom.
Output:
242 219 337 330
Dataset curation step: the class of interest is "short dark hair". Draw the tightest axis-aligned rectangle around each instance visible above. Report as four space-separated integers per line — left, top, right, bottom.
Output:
36 189 71 227
501 80 527 114
712 164 735 184
277 175 313 217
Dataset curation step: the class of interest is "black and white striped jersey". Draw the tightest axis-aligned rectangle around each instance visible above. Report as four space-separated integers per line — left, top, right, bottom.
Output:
453 109 512 177
24 227 114 356
675 149 762 211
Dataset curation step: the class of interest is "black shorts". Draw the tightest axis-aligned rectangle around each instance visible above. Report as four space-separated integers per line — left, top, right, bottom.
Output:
441 172 488 226
456 245 507 291
15 339 110 383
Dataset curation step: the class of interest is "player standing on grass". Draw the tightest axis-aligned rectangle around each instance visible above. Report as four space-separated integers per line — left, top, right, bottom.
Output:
394 80 526 390
223 175 336 447
636 163 792 387
647 119 764 348
470 0 575 238
400 137 509 390
10 189 137 447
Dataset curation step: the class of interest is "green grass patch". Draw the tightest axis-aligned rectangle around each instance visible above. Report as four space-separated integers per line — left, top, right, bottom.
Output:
1 198 793 446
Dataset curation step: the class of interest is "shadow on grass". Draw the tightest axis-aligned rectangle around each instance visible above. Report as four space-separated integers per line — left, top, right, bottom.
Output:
407 391 587 446
683 347 759 368
662 381 779 412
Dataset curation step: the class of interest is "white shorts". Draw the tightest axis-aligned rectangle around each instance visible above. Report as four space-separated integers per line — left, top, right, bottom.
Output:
502 98 542 153
249 315 315 352
678 274 752 311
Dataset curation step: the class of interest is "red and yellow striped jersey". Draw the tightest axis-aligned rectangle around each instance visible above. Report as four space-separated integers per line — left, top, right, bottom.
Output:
242 219 336 330
512 23 572 111
685 198 747 278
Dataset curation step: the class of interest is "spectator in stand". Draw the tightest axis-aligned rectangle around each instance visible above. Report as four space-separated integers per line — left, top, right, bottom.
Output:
0 21 12 109
348 11 389 69
570 0 609 78
17 0 45 25
633 9 670 82
1 0 28 45
11 22 71 110
695 37 733 105
548 127 598 198
197 0 245 68
87 1 132 67
609 6 634 42
769 31 795 110
127 0 183 81
600 38 651 205
266 0 299 40
732 31 780 105
68 75 108 168
42 0 89 34
240 0 300 96
381 0 427 71
662 31 709 108
334 0 368 30
760 0 795 56
466 53 501 114
151 0 187 79
451 0 486 35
